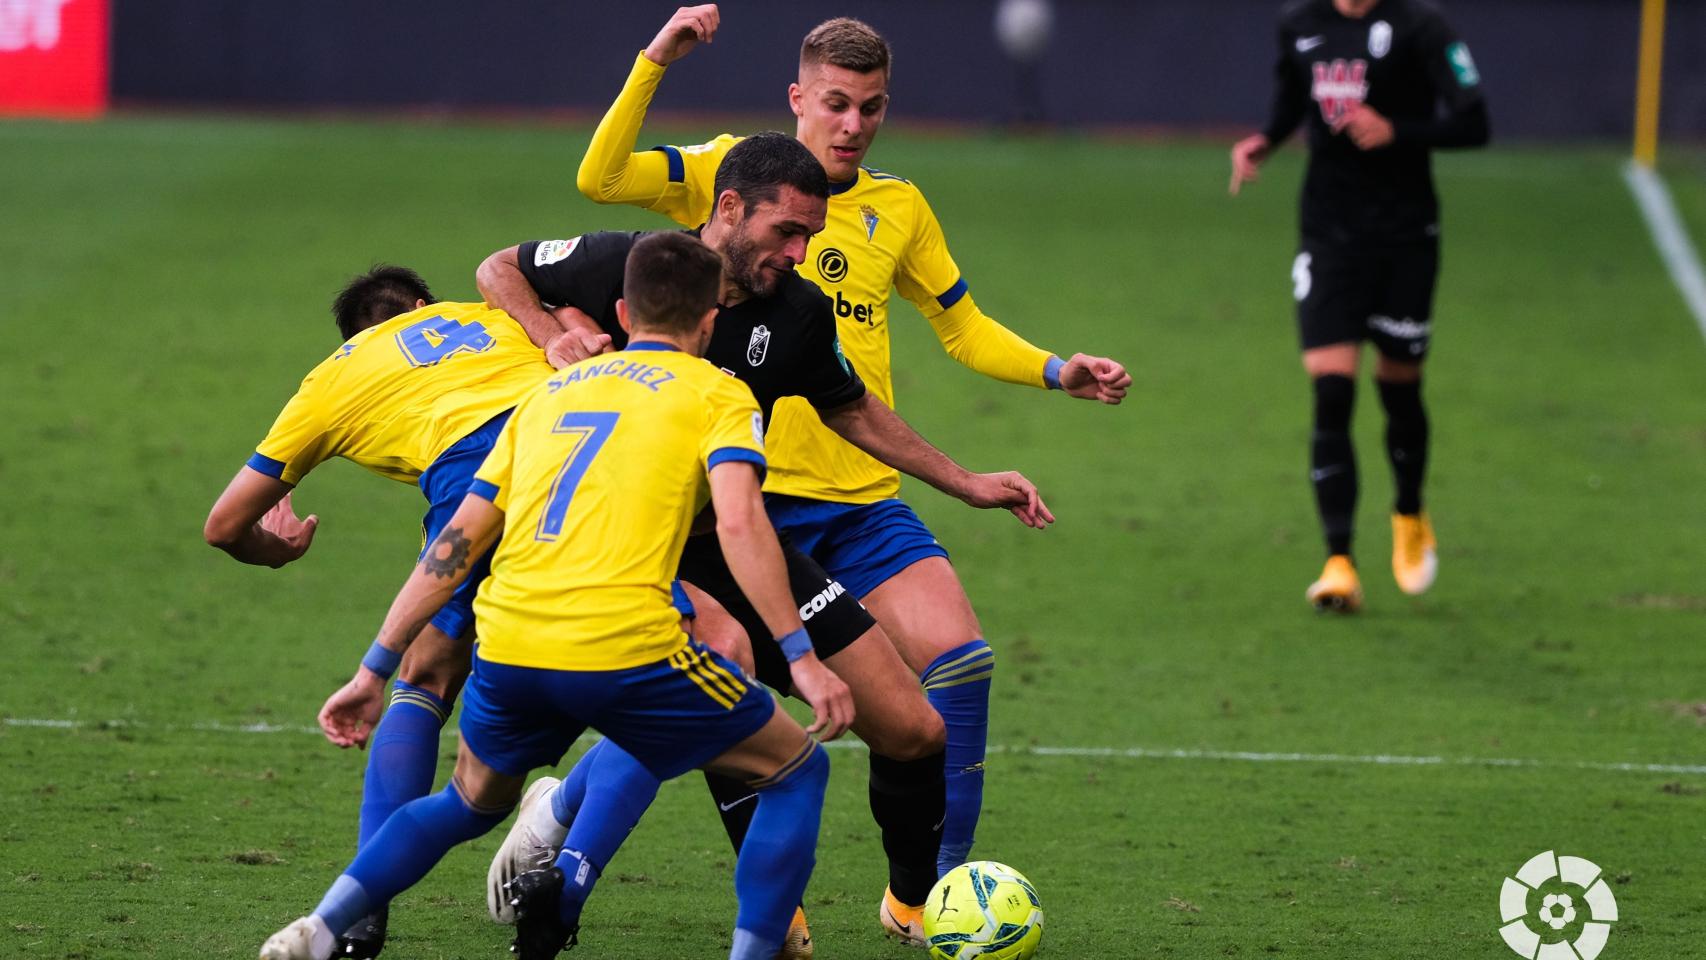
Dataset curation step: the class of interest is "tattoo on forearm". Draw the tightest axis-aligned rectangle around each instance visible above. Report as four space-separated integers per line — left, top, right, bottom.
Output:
423 526 473 579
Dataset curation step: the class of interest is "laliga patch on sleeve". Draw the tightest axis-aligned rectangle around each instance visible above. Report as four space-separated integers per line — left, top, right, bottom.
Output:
1446 42 1480 88
751 412 765 449
534 238 581 266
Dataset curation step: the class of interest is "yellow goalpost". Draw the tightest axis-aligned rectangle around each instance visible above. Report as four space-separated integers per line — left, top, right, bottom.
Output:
1633 0 1665 168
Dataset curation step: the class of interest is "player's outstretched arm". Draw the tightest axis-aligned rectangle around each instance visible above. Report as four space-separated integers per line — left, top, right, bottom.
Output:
576 5 718 208
709 461 854 740
476 246 611 366
318 495 504 749
203 467 318 567
818 393 1055 529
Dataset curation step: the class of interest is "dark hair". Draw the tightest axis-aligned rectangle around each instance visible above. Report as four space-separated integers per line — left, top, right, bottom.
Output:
801 17 891 75
712 131 829 213
331 265 435 340
623 232 723 335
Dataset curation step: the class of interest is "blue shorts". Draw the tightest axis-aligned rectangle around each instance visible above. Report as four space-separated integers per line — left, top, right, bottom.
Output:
763 494 949 599
458 642 775 779
417 411 511 640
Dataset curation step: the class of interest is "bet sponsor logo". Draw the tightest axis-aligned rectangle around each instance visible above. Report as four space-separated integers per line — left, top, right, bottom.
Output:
817 246 849 283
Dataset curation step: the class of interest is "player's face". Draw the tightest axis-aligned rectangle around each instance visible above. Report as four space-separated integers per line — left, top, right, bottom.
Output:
790 63 889 183
722 186 827 297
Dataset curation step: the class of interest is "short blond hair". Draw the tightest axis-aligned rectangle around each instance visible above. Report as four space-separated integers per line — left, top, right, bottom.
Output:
800 18 891 75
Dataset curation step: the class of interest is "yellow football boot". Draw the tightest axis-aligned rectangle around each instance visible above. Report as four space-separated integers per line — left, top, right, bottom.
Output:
879 886 928 947
779 906 814 960
1305 554 1363 612
1391 513 1437 595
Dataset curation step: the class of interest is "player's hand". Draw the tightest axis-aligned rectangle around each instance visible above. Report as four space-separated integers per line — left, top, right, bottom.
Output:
259 491 318 566
645 4 719 66
1332 103 1394 150
1058 353 1132 405
787 652 854 741
1229 134 1271 195
963 471 1055 529
545 329 613 368
318 669 386 749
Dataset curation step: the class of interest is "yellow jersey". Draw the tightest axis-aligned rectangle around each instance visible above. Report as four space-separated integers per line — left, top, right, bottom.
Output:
249 302 553 486
468 343 768 671
579 53 1057 504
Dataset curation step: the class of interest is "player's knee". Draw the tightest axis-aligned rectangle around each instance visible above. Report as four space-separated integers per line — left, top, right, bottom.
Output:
397 655 467 703
870 703 947 761
1312 373 1355 432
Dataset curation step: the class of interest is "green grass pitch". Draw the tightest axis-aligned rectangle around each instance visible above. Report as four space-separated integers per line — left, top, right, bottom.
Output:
2 116 1704 958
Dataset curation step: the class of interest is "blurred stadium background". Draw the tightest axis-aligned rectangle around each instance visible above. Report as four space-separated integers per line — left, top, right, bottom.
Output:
3 2 1704 959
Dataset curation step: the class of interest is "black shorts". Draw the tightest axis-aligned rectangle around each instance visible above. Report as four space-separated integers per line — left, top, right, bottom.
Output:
1294 239 1439 360
676 532 875 694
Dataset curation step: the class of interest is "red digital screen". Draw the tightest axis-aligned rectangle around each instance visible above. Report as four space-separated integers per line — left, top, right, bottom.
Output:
0 0 109 116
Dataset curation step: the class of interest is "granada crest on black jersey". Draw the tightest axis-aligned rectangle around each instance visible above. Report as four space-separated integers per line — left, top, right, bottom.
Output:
747 324 771 366
1369 20 1392 59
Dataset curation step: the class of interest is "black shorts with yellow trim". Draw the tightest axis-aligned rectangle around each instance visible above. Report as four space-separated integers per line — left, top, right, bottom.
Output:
676 531 876 695
458 643 773 781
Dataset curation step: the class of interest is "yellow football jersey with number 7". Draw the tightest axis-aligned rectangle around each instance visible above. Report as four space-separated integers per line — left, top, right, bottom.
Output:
468 343 767 671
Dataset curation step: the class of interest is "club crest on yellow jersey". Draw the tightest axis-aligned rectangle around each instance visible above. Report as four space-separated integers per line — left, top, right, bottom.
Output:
860 203 879 241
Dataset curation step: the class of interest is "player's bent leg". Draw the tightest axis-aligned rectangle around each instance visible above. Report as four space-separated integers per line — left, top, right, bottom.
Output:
705 709 831 960
819 624 947 929
264 746 522 960
343 623 471 957
358 624 469 845
860 557 990 880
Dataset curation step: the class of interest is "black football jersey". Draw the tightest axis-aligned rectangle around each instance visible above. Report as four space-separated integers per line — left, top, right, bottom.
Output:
1262 0 1489 247
517 232 866 425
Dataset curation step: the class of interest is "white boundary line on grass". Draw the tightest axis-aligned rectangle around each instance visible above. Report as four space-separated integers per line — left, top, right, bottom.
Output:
8 715 1705 776
1624 161 1706 344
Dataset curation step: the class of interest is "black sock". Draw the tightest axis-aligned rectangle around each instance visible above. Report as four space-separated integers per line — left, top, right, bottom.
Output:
868 750 946 907
1311 374 1358 557
703 769 759 854
1377 378 1428 516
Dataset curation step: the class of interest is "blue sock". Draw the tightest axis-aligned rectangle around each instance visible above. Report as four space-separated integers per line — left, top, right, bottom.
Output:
554 740 662 926
730 742 829 957
922 639 995 877
358 681 449 849
551 737 602 827
317 785 509 935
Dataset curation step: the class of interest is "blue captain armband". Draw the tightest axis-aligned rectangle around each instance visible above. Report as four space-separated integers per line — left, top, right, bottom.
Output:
776 628 813 663
1043 355 1065 390
361 640 403 680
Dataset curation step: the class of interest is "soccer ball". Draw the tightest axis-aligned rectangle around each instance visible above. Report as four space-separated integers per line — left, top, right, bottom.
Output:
923 861 1044 960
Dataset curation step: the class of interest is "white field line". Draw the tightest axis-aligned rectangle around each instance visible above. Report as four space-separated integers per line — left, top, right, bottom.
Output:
1624 161 1706 344
7 715 1705 776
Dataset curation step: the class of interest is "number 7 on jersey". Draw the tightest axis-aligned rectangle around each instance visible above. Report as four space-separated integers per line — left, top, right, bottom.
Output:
535 412 620 542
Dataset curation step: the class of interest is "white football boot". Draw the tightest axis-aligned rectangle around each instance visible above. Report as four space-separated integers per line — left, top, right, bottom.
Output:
259 915 334 960
488 776 567 924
